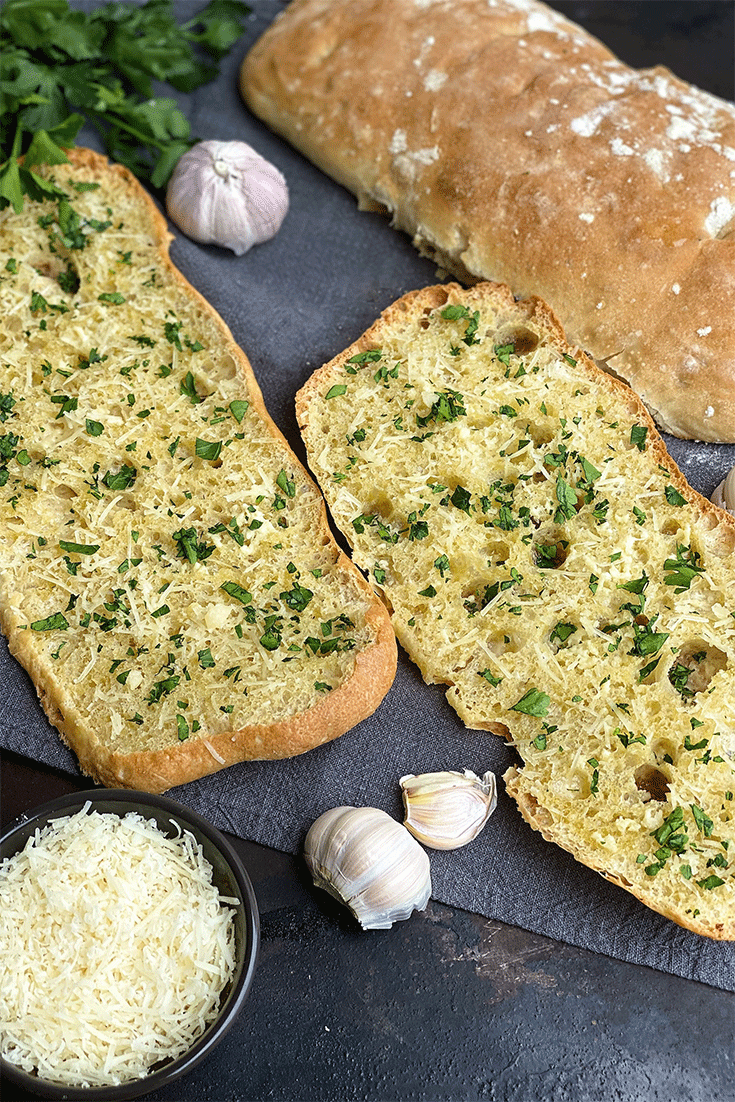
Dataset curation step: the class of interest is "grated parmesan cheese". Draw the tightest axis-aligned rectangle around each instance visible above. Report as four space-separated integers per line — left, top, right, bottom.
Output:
0 805 238 1088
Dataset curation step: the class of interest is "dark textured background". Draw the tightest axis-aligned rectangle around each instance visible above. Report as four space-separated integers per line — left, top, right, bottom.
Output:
2 4 735 1097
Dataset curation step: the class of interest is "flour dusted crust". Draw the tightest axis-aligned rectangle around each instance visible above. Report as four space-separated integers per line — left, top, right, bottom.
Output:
297 282 735 938
242 0 735 443
0 148 396 793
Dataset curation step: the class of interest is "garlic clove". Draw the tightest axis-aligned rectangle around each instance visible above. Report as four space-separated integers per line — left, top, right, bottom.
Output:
400 769 497 850
712 466 735 515
166 139 288 256
304 806 431 930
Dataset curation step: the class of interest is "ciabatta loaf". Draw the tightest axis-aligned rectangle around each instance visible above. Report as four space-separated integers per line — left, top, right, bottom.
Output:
297 283 735 939
242 0 735 443
0 148 396 793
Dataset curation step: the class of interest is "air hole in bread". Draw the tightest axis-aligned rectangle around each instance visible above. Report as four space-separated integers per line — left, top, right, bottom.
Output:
213 355 237 381
54 484 77 500
668 640 728 700
461 580 500 616
525 421 555 448
651 737 679 766
484 539 510 564
363 492 394 522
487 630 524 654
569 770 592 799
533 535 569 569
634 764 670 802
499 328 539 356
660 519 682 537
704 525 735 557
30 254 74 287
422 294 449 327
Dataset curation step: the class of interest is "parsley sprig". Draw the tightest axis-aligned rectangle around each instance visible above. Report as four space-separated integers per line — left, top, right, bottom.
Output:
0 0 250 212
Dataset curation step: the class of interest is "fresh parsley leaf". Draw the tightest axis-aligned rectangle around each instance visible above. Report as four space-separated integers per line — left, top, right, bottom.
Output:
220 580 252 605
663 543 705 591
173 526 214 564
195 437 222 461
59 540 99 555
415 389 466 429
630 424 648 451
554 473 577 522
511 688 551 717
549 622 577 647
102 464 137 491
346 349 382 365
28 610 68 632
325 384 347 399
664 484 687 507
690 804 714 838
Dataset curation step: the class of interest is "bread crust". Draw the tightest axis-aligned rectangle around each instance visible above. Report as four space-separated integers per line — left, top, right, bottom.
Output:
296 281 735 939
242 0 735 442
0 147 396 793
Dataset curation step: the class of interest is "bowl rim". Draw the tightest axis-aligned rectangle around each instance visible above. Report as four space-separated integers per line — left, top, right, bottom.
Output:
0 787 260 1101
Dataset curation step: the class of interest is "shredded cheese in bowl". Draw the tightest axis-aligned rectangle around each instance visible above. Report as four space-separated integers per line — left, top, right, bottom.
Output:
0 803 241 1089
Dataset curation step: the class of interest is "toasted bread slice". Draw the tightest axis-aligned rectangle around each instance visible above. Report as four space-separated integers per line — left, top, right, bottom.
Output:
297 282 735 939
0 148 396 793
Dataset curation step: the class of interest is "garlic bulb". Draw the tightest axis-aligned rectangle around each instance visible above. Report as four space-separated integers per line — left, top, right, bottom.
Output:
712 466 735 515
304 806 431 930
166 140 288 255
400 769 497 850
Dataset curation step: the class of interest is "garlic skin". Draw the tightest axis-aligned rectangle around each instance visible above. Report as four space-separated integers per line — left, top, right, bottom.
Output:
166 140 288 255
304 806 431 930
400 769 497 850
712 466 735 515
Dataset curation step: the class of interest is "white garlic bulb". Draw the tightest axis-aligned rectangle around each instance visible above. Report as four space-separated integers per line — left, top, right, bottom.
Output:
166 140 288 255
712 466 735 515
400 769 497 850
304 806 431 930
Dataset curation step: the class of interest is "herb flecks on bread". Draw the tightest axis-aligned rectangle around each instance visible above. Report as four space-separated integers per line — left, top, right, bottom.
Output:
0 148 396 793
297 283 735 939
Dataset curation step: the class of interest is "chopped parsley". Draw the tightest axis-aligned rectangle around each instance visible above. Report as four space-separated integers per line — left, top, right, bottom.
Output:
510 688 551 717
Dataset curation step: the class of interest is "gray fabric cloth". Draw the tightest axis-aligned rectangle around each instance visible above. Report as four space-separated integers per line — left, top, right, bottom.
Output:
3 0 735 992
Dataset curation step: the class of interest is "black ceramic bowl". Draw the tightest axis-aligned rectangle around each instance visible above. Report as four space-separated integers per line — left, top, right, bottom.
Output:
0 788 259 1101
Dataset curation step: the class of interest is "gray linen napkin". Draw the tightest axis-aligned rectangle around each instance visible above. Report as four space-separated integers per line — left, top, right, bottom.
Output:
2 0 735 992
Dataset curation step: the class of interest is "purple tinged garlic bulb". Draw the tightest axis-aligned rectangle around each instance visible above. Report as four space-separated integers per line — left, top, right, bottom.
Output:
166 140 288 255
